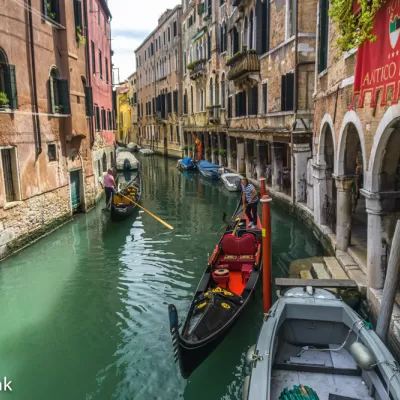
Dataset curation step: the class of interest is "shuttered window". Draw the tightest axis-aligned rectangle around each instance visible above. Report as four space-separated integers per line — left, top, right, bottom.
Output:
99 50 103 80
4 64 18 110
235 91 247 117
173 90 178 113
318 0 329 73
73 0 83 42
84 86 93 116
262 83 267 114
183 91 188 114
57 79 71 114
101 108 106 130
281 73 294 111
107 110 112 130
166 92 172 114
255 0 270 55
248 86 258 116
228 96 232 118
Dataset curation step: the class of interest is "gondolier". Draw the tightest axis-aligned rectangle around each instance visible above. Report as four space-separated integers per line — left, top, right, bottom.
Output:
104 168 116 208
241 178 259 229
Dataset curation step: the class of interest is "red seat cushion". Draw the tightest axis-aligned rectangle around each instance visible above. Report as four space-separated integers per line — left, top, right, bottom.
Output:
218 255 255 270
220 233 258 255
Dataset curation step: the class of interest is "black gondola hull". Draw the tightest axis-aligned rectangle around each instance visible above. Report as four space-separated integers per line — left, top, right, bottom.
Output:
169 270 260 378
110 205 137 221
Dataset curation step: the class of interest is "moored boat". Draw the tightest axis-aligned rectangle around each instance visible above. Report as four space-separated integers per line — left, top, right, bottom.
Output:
243 279 400 400
168 201 262 378
139 148 154 156
110 172 141 221
197 160 223 180
116 150 139 171
177 157 196 171
221 172 242 192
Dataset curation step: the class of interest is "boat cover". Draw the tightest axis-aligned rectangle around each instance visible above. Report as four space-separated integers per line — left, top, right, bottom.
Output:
182 157 195 166
198 160 221 169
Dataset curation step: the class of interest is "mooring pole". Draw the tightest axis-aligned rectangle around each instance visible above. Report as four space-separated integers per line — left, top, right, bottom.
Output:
261 194 272 314
259 177 266 197
376 220 400 344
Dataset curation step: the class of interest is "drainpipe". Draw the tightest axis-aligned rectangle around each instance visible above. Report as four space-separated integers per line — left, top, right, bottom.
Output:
27 0 41 155
83 0 95 147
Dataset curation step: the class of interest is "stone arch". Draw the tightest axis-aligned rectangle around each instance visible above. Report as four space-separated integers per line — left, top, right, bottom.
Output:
369 103 400 193
336 110 366 178
316 113 335 167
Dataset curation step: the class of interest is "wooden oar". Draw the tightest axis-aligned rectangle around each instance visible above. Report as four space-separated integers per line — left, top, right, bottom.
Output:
117 192 174 230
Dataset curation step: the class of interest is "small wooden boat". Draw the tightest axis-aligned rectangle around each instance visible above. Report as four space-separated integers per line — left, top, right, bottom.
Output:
197 160 223 180
110 172 141 221
243 279 400 400
177 157 197 171
116 150 139 171
168 200 262 378
221 172 242 192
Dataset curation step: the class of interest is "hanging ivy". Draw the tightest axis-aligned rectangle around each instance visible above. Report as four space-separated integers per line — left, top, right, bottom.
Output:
329 0 388 52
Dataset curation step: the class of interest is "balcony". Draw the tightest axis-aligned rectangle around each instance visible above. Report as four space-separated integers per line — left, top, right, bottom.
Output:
227 51 260 87
188 59 207 81
207 106 220 124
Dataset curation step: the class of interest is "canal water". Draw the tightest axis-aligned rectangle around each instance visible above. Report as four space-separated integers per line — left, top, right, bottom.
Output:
0 155 323 400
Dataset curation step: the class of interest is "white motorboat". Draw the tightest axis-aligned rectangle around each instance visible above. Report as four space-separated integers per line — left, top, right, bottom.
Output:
139 148 154 156
116 150 139 171
221 172 242 192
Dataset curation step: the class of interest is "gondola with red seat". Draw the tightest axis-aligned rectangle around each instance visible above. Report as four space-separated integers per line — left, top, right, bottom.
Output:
168 200 262 378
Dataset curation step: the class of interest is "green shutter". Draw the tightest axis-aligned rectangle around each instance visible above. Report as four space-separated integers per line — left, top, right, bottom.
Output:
57 79 71 114
84 86 93 116
5 64 18 109
318 0 328 73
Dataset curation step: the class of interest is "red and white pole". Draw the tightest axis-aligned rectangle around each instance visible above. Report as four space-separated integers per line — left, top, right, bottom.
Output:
260 194 272 314
259 177 266 197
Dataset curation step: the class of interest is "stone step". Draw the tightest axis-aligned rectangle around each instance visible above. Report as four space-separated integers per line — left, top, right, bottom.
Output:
300 270 313 280
348 245 368 275
312 263 331 280
324 256 349 280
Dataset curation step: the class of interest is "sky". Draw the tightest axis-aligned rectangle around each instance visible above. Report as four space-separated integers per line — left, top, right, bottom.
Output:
109 0 180 83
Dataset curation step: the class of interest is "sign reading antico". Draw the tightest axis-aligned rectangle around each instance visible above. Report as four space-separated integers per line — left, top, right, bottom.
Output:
353 0 400 107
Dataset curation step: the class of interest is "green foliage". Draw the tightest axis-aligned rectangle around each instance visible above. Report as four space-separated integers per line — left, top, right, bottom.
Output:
205 147 212 155
226 51 243 66
206 104 221 109
182 145 189 151
219 149 227 157
213 148 219 155
187 58 206 71
55 105 64 113
329 0 388 52
47 1 56 20
188 145 193 151
76 26 87 46
0 92 9 106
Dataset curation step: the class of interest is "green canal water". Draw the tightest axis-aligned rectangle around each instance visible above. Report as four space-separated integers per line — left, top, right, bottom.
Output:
0 156 324 400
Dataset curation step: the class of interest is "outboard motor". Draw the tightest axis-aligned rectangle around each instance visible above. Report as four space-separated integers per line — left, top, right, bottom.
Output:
123 159 132 171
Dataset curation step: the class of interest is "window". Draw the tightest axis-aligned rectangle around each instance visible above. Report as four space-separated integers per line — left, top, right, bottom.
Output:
105 57 109 83
164 31 166 45
0 48 18 109
94 104 100 130
104 15 107 35
209 78 213 105
249 10 254 49
102 153 107 172
101 108 106 130
49 67 70 114
91 41 96 74
188 15 193 27
1 148 20 202
228 96 232 118
207 0 212 16
176 126 180 144
83 78 93 117
232 27 239 55
208 32 212 60
235 91 247 117
255 0 270 54
47 143 57 162
183 89 188 114
190 86 194 114
262 83 267 114
168 27 171 42
173 21 177 37
174 49 178 71
318 0 329 72
99 50 103 79
281 73 294 111
156 39 158 52
73 0 84 43
107 110 112 130
98 3 101 25
221 74 225 108
173 90 178 113
43 0 59 22
248 86 258 115
170 125 173 142
167 92 172 114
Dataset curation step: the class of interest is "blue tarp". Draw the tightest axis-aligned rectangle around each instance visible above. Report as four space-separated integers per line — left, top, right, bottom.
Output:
182 157 195 166
197 160 221 170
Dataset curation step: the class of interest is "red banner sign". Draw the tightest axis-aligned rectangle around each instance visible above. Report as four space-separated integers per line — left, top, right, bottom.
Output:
354 0 400 107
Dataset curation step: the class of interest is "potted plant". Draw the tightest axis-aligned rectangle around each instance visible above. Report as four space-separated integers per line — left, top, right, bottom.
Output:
76 26 87 46
205 147 211 156
213 148 219 156
55 105 64 114
0 92 9 108
46 0 56 20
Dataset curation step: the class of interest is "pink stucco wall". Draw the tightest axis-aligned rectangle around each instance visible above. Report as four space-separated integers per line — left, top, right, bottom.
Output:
87 0 114 147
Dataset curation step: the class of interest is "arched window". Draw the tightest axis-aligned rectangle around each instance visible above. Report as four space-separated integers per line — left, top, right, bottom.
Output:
215 75 219 105
0 48 18 109
209 77 213 105
49 66 60 113
249 10 254 50
221 73 226 109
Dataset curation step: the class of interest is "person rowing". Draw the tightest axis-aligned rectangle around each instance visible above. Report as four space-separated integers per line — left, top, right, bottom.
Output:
241 178 259 229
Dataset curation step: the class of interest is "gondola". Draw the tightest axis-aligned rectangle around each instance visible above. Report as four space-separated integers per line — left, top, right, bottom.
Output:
168 200 262 378
110 171 142 222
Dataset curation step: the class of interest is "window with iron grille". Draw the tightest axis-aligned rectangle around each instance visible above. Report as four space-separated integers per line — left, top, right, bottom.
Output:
47 143 57 162
1 148 18 203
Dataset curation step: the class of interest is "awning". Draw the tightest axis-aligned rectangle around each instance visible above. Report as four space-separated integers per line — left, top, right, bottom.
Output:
192 28 206 42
